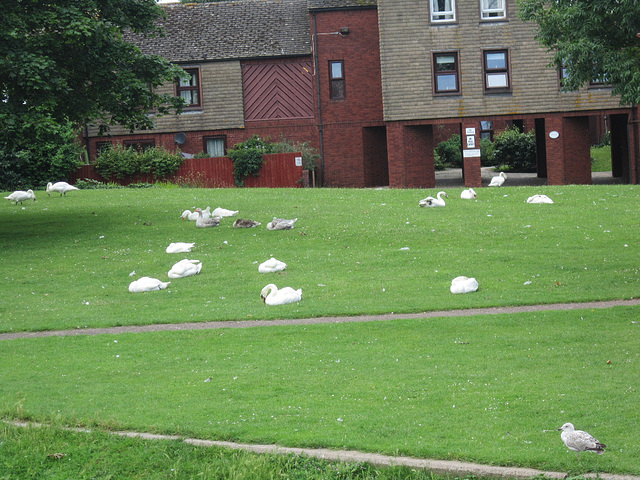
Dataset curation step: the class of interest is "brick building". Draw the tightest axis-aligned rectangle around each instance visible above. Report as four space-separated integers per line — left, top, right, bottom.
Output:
83 0 640 187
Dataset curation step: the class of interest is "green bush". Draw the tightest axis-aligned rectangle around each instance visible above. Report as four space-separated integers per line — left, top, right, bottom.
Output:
480 137 495 167
270 137 320 171
434 134 462 168
93 145 183 181
492 126 537 171
227 135 273 187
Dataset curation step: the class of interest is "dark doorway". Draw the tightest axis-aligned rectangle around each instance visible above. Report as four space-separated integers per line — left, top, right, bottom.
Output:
363 126 389 187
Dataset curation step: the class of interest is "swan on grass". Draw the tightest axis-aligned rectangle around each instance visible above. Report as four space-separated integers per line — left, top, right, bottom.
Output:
558 423 606 460
195 208 220 228
46 182 79 196
5 190 36 205
168 259 202 279
261 284 302 305
266 217 298 230
166 242 196 253
233 218 261 228
182 206 210 221
450 276 479 294
212 207 239 217
258 258 287 273
461 188 477 200
419 191 448 207
488 171 507 187
527 194 554 204
129 276 170 293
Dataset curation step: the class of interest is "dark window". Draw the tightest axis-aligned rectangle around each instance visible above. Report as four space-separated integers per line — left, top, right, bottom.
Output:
177 68 201 107
124 139 155 152
433 52 460 94
329 61 345 100
480 121 493 140
483 50 510 92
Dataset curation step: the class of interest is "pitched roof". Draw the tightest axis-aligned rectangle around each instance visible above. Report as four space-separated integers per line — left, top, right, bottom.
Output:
128 0 311 63
308 0 377 10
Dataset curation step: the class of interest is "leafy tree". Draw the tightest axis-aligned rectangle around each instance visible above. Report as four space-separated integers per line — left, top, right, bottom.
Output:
492 126 537 171
518 0 640 105
434 134 463 169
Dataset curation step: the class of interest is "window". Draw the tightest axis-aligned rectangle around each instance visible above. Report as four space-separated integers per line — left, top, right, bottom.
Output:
431 0 455 22
176 68 201 108
124 139 155 152
205 137 225 157
480 0 505 19
480 121 493 140
329 61 345 100
483 50 510 92
433 52 460 94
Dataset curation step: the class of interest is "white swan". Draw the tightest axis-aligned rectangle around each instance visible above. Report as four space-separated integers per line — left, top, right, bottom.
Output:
258 258 287 273
5 189 36 205
419 191 448 207
450 276 479 294
195 208 220 228
261 283 302 305
46 182 79 196
212 207 239 217
168 259 202 279
166 242 196 254
233 218 261 228
461 188 477 200
182 206 210 221
527 194 554 204
558 423 606 460
266 217 298 230
129 276 170 293
488 171 507 187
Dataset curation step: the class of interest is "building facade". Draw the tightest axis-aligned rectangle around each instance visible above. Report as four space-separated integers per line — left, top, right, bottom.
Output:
82 0 640 187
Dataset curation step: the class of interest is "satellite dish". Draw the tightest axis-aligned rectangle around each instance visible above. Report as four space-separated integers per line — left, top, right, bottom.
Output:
174 132 187 145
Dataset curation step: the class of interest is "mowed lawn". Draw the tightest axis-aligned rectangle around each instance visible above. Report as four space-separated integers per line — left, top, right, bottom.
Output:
1 185 639 476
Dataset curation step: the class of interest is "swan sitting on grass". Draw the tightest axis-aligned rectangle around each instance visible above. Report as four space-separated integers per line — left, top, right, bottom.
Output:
261 284 302 305
168 259 202 279
419 191 448 207
212 207 239 217
195 208 220 228
450 276 479 294
258 258 287 273
461 188 477 199
129 277 170 293
166 242 196 253
266 218 298 230
527 194 554 204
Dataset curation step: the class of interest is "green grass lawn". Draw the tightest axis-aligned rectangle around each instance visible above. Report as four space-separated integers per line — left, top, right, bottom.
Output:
591 145 612 172
1 186 639 476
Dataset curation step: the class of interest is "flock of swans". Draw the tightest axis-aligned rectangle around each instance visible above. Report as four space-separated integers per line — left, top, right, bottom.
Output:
4 181 80 205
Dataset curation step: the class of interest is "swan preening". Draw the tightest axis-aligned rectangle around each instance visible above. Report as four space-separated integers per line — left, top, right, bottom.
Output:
168 259 202 279
258 258 287 273
166 242 196 253
233 218 261 228
558 423 606 460
129 276 170 293
450 276 479 294
4 189 36 204
488 171 507 187
46 182 79 196
419 191 448 207
527 194 554 204
261 283 302 305
461 188 477 199
195 208 221 228
266 217 298 230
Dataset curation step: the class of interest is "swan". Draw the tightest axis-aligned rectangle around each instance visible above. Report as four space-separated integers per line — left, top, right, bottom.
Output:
129 276 170 293
233 218 261 228
261 283 302 305
558 423 606 460
419 191 448 207
527 194 554 204
5 190 36 205
266 217 298 230
182 206 210 221
488 171 507 187
461 188 477 200
450 276 479 294
195 208 220 228
168 259 202 279
46 182 79 196
212 207 239 217
166 242 196 253
258 258 287 273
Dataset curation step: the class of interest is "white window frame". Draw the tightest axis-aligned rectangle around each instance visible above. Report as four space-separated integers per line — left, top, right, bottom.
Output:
480 0 506 20
431 0 456 22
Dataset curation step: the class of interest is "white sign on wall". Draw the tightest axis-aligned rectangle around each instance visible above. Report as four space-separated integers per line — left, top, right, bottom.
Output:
466 135 476 148
295 156 303 167
465 127 476 135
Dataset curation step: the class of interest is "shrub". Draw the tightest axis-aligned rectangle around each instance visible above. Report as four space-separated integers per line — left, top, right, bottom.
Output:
139 147 184 179
434 134 462 168
93 145 183 181
480 137 495 167
270 137 320 171
227 135 273 187
492 126 536 171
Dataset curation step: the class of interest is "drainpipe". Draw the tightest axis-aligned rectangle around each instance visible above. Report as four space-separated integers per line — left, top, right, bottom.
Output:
312 12 325 187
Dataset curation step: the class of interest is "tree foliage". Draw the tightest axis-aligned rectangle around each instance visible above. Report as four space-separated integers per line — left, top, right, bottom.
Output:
518 0 640 105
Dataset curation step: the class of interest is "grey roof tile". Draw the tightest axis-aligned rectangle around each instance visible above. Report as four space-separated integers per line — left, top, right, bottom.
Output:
308 0 376 10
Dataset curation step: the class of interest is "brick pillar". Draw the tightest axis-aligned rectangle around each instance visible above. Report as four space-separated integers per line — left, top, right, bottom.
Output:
545 117 565 185
386 123 435 188
387 122 407 188
563 116 591 184
461 122 482 187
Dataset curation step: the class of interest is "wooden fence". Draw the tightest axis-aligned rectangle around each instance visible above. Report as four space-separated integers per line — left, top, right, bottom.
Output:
69 152 306 188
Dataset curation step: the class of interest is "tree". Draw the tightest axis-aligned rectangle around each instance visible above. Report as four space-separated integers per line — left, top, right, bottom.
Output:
518 0 640 106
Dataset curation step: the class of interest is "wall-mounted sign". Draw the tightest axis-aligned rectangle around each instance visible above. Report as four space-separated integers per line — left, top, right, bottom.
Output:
295 156 303 167
465 127 476 136
549 131 559 139
463 149 481 158
466 135 476 148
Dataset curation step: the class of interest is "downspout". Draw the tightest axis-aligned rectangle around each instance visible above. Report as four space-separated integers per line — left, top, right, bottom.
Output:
312 12 325 187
